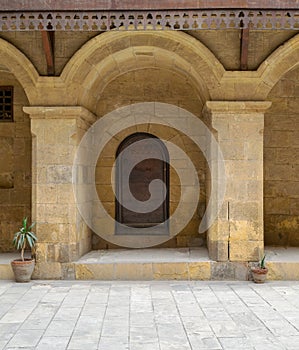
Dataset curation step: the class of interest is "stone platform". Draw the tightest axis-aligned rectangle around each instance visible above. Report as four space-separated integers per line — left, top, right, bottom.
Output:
0 253 17 280
1 247 299 281
72 247 299 281
266 247 299 280
73 248 213 281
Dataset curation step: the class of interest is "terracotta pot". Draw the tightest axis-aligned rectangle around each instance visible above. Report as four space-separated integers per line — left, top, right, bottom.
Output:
11 259 35 282
251 267 268 284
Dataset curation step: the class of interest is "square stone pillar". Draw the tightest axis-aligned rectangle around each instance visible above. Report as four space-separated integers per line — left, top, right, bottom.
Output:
203 101 271 262
24 106 96 278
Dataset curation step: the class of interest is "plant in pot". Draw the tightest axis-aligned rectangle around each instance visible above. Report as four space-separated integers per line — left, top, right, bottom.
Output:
11 217 37 282
251 254 268 283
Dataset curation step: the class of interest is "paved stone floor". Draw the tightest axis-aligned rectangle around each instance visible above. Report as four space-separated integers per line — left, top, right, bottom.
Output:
0 281 299 350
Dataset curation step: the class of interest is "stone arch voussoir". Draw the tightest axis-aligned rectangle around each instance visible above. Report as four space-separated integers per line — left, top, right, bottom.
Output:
0 38 39 104
62 31 225 112
256 33 299 98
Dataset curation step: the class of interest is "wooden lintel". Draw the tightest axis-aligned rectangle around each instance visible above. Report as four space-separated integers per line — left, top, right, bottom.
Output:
41 30 55 76
240 27 249 71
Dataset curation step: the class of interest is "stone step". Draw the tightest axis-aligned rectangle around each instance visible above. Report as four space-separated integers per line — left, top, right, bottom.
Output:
266 247 299 280
72 247 299 281
0 253 17 280
74 248 212 280
1 247 299 281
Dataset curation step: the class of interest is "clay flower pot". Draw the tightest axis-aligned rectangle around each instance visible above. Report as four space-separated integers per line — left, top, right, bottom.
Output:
251 267 268 284
11 258 35 283
11 217 37 283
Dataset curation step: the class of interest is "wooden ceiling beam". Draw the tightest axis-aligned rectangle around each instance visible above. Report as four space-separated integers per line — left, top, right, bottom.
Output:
240 27 249 70
41 30 55 76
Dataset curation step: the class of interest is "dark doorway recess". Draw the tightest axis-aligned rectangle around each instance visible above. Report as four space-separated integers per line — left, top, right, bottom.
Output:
115 133 169 235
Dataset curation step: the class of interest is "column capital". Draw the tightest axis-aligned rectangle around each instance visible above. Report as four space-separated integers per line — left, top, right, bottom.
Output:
203 101 272 115
23 106 96 124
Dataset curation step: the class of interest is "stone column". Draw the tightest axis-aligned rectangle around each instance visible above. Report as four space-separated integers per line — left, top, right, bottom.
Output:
24 106 96 279
203 101 271 262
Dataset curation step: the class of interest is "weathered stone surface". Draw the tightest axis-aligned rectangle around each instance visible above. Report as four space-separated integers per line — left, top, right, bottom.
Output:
115 263 153 280
75 263 115 280
204 102 270 262
264 67 299 246
267 262 299 280
230 240 263 262
93 69 204 250
47 166 72 184
0 173 14 189
0 73 31 252
0 264 14 279
75 264 95 280
153 263 189 280
24 108 95 269
61 262 76 280
189 262 211 280
211 262 249 280
0 27 298 275
208 239 229 262
32 262 62 279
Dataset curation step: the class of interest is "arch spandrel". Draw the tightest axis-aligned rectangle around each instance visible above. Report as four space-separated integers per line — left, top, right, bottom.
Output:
0 38 39 104
219 32 299 101
255 33 299 99
1 30 298 106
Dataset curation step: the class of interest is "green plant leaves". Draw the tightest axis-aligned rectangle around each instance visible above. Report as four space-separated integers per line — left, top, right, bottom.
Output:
12 217 37 259
22 217 28 230
260 254 266 269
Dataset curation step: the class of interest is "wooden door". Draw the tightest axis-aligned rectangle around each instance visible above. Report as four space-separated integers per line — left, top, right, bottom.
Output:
116 133 169 234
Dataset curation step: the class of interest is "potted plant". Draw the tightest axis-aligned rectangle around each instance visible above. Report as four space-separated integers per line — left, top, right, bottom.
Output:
11 217 37 282
251 254 268 283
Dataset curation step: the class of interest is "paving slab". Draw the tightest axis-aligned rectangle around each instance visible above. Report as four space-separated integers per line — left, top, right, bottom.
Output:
0 280 298 349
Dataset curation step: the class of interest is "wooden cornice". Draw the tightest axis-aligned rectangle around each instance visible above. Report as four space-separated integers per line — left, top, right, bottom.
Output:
1 0 298 11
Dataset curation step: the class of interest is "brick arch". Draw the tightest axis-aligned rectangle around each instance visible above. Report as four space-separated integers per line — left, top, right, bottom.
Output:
0 38 39 104
61 31 225 112
256 33 299 99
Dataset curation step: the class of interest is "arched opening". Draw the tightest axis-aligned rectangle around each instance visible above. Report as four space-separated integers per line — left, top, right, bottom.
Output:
0 71 32 252
115 132 169 235
264 65 299 247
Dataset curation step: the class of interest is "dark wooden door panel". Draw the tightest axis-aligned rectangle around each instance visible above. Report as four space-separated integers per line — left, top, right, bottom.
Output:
116 133 169 233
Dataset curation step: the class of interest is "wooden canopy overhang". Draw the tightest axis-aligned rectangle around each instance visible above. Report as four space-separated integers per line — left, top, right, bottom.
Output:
0 0 298 31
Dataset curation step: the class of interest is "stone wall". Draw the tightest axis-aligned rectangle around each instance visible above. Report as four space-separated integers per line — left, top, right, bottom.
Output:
265 67 299 246
204 102 269 262
0 31 100 76
26 107 95 279
184 30 296 71
55 31 101 75
93 68 207 249
0 27 298 270
0 72 31 252
1 30 296 75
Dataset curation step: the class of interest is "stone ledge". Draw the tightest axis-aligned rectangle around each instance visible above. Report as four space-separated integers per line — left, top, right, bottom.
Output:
23 106 96 124
0 253 26 280
1 247 299 281
204 101 272 114
0 264 14 280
